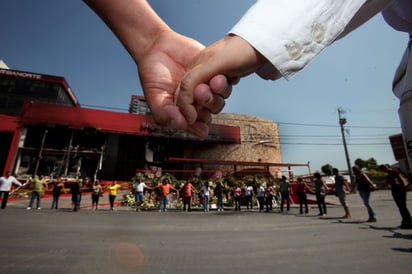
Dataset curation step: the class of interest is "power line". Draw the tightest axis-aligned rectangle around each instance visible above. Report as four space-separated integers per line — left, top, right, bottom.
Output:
277 121 399 129
279 142 390 146
77 106 400 130
81 104 129 112
280 133 392 137
280 136 390 140
215 117 400 130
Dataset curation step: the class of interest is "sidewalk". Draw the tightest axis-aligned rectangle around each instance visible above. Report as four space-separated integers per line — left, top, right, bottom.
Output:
7 190 128 211
7 189 357 212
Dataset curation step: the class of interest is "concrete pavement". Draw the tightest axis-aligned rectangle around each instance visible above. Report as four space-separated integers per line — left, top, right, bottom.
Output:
0 190 411 274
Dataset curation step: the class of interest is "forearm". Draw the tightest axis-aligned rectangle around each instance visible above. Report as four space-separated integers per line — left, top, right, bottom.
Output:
84 0 171 62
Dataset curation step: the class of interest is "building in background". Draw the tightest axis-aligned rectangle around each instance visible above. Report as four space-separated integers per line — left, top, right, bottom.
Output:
1 67 292 181
389 134 411 176
129 95 150 115
0 60 9 69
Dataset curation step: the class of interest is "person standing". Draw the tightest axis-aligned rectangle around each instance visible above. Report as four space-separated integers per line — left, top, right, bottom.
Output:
156 178 177 212
214 180 224 211
107 180 121 211
244 184 254 211
133 178 152 212
233 184 242 211
70 180 82 212
181 180 197 212
279 176 291 214
256 184 265 212
379 165 412 229
332 168 351 219
264 183 275 212
200 181 211 212
296 178 309 215
27 175 48 210
50 178 65 210
352 165 377 222
313 172 329 217
0 171 22 209
91 180 103 210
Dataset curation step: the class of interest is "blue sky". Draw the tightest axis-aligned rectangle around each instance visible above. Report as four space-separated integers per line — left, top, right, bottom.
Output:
0 1 407 174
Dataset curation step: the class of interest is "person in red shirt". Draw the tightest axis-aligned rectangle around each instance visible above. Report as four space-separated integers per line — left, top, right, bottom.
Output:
157 178 177 212
182 180 198 212
296 178 309 215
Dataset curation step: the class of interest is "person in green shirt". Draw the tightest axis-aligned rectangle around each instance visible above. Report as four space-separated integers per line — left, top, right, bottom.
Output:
27 175 48 210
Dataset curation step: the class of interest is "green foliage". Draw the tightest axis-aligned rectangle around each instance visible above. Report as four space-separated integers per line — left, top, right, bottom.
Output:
354 158 379 170
354 157 387 183
321 164 333 176
367 169 387 183
320 157 385 184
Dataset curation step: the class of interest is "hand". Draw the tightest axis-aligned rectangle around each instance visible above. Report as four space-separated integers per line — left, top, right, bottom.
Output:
176 34 267 134
137 30 231 139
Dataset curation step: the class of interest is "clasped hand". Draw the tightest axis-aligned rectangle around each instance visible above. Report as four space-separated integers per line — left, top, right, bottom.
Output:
141 32 266 139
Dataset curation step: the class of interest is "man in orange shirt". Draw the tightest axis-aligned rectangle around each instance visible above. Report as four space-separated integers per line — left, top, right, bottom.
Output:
157 178 177 212
182 180 198 212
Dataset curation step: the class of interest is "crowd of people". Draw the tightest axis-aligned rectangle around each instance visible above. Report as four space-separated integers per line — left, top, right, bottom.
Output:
1 166 411 229
128 168 411 231
130 174 284 213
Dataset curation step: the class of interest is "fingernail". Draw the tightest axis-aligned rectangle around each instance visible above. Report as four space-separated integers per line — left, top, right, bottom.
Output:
206 92 213 104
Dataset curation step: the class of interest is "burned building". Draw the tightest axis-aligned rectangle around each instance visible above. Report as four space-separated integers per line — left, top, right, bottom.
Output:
0 68 291 181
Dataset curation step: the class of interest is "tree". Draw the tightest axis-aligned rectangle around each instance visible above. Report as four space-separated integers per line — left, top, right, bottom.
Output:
321 164 333 176
354 158 379 171
354 158 365 169
354 157 386 184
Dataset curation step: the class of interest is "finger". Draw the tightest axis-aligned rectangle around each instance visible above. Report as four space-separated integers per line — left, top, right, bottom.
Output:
176 63 219 122
174 82 198 125
228 76 240 85
194 84 225 114
196 107 213 125
209 74 232 99
159 104 188 131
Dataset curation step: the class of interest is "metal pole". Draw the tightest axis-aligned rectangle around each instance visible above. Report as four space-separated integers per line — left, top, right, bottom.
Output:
63 131 74 177
338 108 354 183
34 129 48 176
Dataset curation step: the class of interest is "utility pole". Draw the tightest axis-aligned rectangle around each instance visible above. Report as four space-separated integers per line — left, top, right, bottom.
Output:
338 107 354 183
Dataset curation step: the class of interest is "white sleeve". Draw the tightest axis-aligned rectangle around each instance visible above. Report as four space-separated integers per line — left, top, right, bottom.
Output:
230 0 390 80
12 177 22 187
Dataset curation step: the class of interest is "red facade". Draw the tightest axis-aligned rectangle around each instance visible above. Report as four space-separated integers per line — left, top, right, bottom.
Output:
18 102 241 142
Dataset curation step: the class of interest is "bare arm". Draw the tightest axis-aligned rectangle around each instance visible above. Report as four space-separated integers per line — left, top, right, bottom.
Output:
84 0 170 62
84 0 230 138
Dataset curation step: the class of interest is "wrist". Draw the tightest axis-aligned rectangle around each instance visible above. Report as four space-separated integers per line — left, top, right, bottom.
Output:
84 0 171 63
221 34 268 78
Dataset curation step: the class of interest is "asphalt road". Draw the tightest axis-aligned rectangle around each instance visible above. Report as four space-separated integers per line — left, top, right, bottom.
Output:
0 190 411 274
